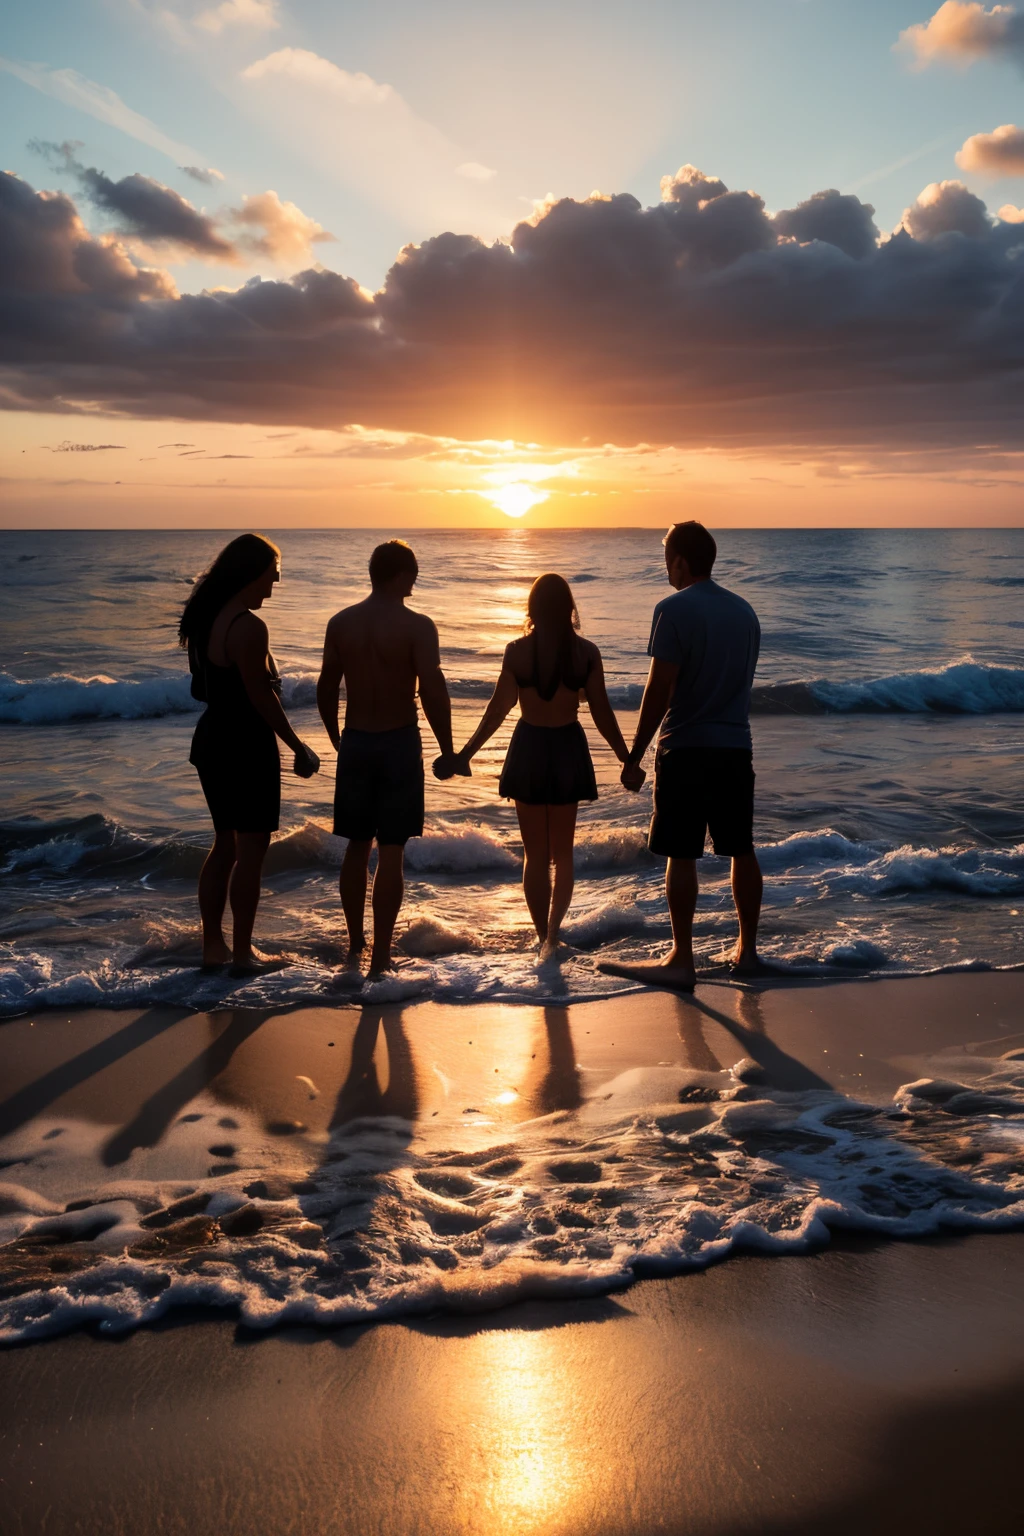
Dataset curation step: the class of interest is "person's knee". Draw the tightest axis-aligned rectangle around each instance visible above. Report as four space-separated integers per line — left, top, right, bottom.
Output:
234 833 270 867
343 840 372 868
552 854 574 885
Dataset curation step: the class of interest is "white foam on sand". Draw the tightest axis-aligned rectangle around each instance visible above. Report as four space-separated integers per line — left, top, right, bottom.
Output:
3 1051 1024 1343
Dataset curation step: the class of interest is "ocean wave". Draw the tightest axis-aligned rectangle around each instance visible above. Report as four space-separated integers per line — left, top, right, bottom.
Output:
5 656 1023 725
752 658 1024 716
4 1056 1023 1341
0 671 199 725
5 816 1023 902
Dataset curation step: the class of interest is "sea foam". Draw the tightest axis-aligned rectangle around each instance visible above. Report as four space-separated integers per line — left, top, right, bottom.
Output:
3 1053 1023 1343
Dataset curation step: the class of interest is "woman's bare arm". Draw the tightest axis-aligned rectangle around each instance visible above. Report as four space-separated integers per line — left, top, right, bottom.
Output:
583 649 630 762
231 614 306 755
459 663 519 761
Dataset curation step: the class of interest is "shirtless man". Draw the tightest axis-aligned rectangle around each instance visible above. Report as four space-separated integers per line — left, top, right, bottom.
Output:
316 540 456 977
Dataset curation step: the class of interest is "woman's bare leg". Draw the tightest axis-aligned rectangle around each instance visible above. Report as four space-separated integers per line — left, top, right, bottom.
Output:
198 831 236 965
543 802 578 956
515 802 551 945
229 831 272 967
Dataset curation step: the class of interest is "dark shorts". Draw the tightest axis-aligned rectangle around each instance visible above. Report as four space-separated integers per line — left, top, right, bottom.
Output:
648 746 755 859
498 720 598 806
333 725 424 846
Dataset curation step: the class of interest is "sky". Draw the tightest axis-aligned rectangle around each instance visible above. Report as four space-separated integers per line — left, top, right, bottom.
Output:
3 0 1024 528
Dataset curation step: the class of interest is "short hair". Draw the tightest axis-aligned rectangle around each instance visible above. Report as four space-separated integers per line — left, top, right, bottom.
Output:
664 521 716 579
369 539 418 588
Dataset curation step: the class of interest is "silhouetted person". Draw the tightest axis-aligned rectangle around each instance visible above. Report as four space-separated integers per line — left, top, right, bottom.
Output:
451 573 635 959
180 534 319 973
317 539 455 977
602 521 762 991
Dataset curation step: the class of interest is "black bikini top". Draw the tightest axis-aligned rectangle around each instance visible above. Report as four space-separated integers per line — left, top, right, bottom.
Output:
511 633 592 702
189 612 281 707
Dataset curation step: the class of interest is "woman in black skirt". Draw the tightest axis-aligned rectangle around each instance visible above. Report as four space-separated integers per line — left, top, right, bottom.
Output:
454 573 639 958
179 533 319 972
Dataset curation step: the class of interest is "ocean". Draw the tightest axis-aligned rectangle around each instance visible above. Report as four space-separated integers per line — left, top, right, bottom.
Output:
3 524 1024 1341
2 525 1023 1016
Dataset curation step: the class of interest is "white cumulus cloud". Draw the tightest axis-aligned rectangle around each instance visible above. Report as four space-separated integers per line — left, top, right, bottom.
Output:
195 0 279 34
956 123 1024 174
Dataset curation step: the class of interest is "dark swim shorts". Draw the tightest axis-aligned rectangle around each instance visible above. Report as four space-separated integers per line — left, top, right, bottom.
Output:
333 725 424 846
648 746 755 859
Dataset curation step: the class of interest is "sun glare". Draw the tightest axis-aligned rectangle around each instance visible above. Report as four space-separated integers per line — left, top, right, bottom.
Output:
486 483 550 519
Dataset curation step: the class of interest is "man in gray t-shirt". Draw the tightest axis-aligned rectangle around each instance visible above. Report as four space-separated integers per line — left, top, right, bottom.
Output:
599 521 763 992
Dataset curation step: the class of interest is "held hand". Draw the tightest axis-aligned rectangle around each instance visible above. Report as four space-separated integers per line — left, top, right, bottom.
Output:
620 760 646 792
433 750 472 780
293 743 321 778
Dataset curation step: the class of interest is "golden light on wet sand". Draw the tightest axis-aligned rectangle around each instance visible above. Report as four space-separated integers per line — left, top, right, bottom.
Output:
459 1328 581 1532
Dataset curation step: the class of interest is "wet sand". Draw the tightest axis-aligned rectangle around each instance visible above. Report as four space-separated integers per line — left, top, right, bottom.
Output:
2 974 1024 1533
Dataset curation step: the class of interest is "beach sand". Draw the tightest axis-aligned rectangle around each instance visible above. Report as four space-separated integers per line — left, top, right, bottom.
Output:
2 973 1024 1533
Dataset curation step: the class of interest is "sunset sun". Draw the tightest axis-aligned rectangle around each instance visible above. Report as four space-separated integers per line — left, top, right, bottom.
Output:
485 482 550 519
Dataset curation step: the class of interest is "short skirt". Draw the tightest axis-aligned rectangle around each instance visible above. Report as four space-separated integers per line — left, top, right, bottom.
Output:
498 720 598 806
190 710 281 834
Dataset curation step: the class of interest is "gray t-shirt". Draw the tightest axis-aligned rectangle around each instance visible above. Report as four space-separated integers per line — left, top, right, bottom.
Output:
647 579 760 751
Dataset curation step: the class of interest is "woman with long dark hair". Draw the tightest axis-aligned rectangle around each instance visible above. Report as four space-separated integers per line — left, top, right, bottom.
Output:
453 573 638 958
180 533 319 972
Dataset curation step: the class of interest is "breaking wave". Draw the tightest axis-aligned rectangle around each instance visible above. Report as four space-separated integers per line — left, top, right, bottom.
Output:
4 657 1024 725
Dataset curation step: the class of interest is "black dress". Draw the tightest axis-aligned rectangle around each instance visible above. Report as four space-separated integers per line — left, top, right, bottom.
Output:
498 636 598 806
188 619 281 833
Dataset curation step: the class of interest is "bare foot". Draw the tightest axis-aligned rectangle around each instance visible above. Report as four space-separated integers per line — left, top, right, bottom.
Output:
201 939 231 971
229 948 288 977
367 952 396 980
344 940 366 972
597 958 697 993
539 938 571 964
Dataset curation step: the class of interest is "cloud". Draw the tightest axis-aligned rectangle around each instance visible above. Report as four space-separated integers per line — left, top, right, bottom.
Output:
773 189 879 259
6 165 1024 456
31 141 240 262
239 48 513 236
998 202 1024 219
241 47 392 102
32 143 330 270
656 164 775 268
901 179 992 238
44 441 126 451
0 56 198 162
180 166 224 185
194 0 279 31
898 3 1024 67
227 190 334 265
957 123 1024 174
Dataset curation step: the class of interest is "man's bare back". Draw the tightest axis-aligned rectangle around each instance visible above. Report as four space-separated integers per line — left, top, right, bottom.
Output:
318 595 438 741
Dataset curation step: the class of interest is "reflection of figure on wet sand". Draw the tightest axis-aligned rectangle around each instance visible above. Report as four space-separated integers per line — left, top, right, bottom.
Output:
523 1007 583 1114
102 1008 272 1166
672 996 724 1075
329 1007 419 1129
689 988 831 1093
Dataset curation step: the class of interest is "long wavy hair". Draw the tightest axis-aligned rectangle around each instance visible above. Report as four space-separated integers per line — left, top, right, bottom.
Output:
178 533 280 655
523 573 585 700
